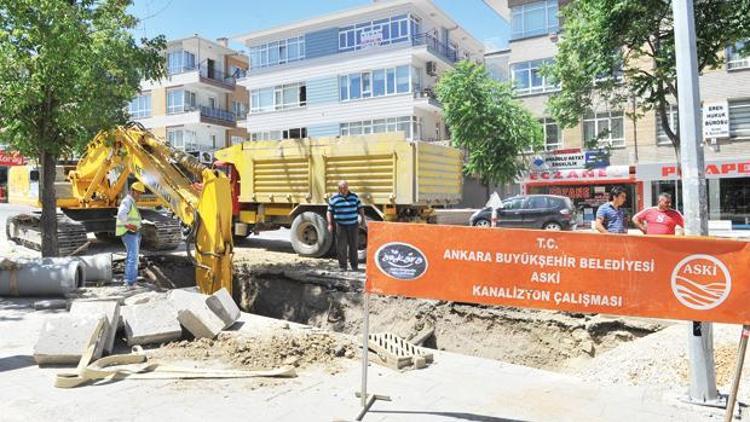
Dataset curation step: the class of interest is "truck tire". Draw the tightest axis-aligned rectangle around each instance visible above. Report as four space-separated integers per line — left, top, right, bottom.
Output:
290 211 333 258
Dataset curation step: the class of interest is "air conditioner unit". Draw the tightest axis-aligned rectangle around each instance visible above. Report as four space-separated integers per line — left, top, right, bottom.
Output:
199 151 215 164
426 61 438 76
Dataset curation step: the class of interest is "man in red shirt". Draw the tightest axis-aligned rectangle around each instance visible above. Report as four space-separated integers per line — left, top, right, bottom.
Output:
632 192 685 235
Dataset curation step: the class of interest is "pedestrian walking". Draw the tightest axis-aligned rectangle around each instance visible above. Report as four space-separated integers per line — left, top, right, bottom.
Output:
632 192 685 235
594 186 628 234
327 180 365 271
116 182 146 287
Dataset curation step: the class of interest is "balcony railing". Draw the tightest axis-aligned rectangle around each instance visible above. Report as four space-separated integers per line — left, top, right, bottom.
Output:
414 88 441 108
200 105 236 124
412 33 458 64
166 63 237 88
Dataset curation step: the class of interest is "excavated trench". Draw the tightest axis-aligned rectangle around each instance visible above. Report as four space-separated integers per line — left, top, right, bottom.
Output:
148 257 664 371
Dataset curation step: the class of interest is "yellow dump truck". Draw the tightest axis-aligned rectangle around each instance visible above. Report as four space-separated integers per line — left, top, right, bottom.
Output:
214 133 463 257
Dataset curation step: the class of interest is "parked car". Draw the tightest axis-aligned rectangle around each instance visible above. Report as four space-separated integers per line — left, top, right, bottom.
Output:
469 195 577 231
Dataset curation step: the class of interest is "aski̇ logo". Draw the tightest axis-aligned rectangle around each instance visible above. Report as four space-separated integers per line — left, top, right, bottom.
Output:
671 254 731 310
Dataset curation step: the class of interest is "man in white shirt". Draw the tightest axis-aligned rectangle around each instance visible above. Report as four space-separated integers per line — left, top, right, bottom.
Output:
116 182 146 287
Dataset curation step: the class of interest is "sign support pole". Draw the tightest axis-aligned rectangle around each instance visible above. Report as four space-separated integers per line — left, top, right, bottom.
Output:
355 289 390 421
671 0 721 406
724 325 750 422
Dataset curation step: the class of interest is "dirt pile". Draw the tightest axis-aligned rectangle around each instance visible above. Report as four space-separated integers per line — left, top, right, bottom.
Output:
156 331 356 371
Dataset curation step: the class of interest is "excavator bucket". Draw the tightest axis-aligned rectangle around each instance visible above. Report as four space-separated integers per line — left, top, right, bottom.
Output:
194 169 234 295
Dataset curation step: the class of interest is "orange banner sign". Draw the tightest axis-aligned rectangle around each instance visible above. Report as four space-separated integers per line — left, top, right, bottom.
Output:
366 222 750 324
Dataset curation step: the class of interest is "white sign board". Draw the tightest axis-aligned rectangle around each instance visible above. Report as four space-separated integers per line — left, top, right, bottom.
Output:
703 101 730 139
360 28 383 49
531 151 585 171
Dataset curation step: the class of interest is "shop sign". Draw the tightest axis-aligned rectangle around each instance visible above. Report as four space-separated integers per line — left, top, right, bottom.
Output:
0 150 25 166
527 165 630 182
637 159 750 181
360 28 383 48
367 222 750 324
531 150 585 171
703 101 730 139
584 150 610 169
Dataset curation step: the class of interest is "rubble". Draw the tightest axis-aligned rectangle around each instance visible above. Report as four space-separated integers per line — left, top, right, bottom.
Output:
34 314 107 365
122 300 182 346
206 287 240 329
70 300 121 355
168 289 225 339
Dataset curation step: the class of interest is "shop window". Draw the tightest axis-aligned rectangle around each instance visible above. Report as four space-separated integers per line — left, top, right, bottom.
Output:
583 111 625 148
729 100 750 139
720 178 750 226
727 40 749 70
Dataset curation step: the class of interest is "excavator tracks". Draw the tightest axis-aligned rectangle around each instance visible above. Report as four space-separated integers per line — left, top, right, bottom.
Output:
139 209 183 251
6 214 89 256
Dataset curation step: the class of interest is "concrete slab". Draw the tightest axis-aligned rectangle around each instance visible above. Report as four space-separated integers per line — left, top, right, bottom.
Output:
32 313 107 365
205 287 240 329
69 300 120 355
121 300 182 346
167 289 224 339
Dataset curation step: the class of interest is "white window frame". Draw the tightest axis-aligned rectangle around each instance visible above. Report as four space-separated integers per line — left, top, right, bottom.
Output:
338 14 412 52
510 58 558 96
248 35 305 70
583 111 625 148
729 100 750 139
231 135 245 145
511 0 559 40
339 116 418 140
339 65 413 102
128 93 152 119
728 41 750 70
541 118 562 151
656 104 679 145
250 82 306 113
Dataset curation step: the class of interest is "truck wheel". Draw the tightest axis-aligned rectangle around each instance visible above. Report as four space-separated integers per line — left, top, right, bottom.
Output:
290 212 333 258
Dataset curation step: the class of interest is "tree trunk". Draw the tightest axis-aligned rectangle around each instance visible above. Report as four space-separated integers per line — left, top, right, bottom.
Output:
40 150 59 257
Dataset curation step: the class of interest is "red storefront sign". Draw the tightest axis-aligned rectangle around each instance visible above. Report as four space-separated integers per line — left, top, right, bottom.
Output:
637 159 750 181
0 150 25 166
527 165 631 183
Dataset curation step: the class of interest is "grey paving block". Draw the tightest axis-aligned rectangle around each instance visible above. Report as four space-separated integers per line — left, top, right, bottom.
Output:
33 314 107 365
205 288 240 329
168 289 224 339
122 300 182 346
70 300 121 355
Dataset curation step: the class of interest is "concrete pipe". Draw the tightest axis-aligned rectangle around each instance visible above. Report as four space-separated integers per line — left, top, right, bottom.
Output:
20 254 113 283
0 259 84 297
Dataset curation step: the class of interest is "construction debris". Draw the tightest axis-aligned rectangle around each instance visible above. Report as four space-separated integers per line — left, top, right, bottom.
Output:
206 287 240 329
168 289 225 339
70 300 121 355
122 300 182 346
0 257 84 297
33 314 108 365
368 332 434 371
34 299 69 311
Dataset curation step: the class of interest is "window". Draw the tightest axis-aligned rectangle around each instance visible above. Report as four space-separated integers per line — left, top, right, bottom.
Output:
339 65 413 101
338 15 414 52
728 41 749 70
730 100 750 139
511 0 558 40
540 118 562 151
167 90 196 114
502 197 524 210
128 93 151 119
527 196 550 209
656 104 679 145
250 128 306 141
248 35 305 70
340 116 419 139
231 136 245 145
167 50 196 75
231 101 248 119
511 59 558 95
166 128 196 150
583 111 625 148
250 83 306 113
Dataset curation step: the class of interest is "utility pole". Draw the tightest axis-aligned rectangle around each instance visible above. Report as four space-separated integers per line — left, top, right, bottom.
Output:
671 0 720 405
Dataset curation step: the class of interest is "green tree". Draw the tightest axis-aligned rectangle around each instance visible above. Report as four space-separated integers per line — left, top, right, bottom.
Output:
0 0 165 256
437 61 544 187
546 0 750 161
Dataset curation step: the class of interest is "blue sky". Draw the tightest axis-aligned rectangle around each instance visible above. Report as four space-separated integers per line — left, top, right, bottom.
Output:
129 0 509 52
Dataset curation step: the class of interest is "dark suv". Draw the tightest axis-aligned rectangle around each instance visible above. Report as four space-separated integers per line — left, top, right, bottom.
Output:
470 195 577 231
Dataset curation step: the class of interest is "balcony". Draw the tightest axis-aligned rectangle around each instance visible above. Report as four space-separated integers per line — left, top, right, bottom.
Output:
166 104 237 127
412 33 458 64
167 63 237 90
414 88 442 109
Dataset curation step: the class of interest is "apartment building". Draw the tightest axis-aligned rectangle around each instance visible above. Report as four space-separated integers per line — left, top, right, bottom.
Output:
232 0 484 143
128 36 249 155
486 1 750 229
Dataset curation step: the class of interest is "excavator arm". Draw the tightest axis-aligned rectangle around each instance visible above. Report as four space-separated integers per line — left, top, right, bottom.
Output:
67 123 234 294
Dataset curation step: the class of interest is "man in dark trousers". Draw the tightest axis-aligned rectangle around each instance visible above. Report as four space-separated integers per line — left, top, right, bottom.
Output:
327 180 365 271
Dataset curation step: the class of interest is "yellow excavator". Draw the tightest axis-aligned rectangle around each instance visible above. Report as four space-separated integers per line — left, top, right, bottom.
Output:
7 123 233 294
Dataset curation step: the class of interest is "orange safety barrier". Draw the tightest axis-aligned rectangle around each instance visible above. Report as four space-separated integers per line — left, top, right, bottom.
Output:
366 222 750 324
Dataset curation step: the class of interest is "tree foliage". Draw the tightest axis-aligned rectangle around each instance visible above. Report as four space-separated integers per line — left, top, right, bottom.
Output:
437 61 544 186
0 0 166 255
546 0 750 160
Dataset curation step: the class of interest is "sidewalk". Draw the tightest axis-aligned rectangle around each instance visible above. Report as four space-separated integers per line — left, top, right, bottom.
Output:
0 296 721 422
